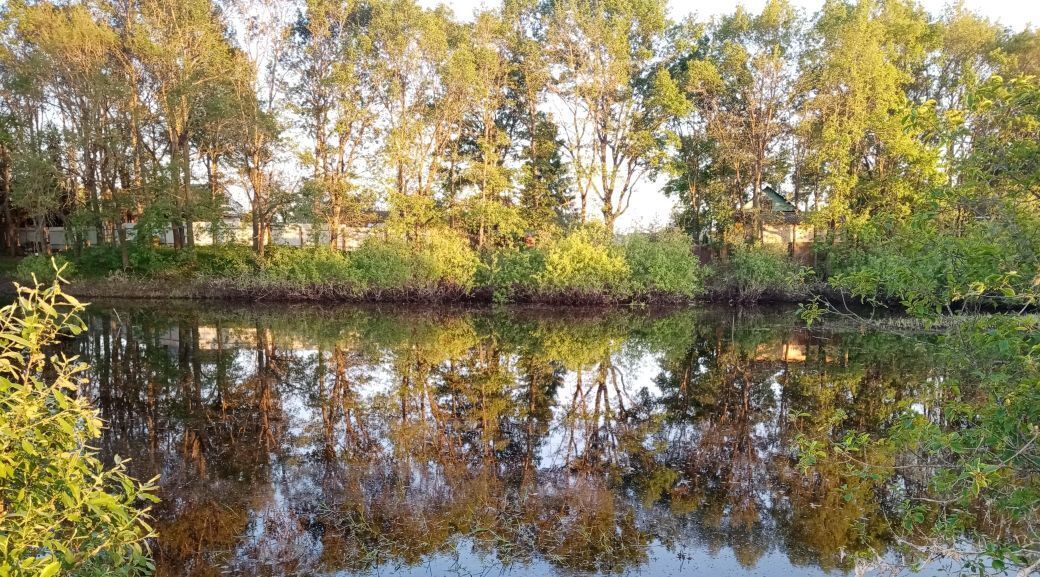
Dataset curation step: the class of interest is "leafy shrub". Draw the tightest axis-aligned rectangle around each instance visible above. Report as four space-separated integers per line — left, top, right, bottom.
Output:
15 254 74 283
477 248 546 302
346 237 415 290
128 246 186 277
262 245 354 283
457 197 528 249
73 245 187 279
831 212 1040 316
74 245 125 277
74 244 325 282
714 244 801 302
623 229 702 297
414 228 481 290
538 226 629 293
191 245 259 278
0 276 156 576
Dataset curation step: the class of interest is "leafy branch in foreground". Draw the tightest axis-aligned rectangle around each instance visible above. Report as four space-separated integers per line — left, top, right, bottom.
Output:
0 266 157 577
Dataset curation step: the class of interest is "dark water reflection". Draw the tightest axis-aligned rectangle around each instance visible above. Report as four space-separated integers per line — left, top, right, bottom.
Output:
71 302 950 577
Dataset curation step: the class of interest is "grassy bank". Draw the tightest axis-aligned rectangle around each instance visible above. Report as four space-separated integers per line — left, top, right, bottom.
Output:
11 228 816 305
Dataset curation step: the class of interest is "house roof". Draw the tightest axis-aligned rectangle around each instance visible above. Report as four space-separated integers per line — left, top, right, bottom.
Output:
742 185 797 213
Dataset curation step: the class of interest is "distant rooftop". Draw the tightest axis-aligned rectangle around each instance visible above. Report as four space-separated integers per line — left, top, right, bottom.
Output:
742 185 796 213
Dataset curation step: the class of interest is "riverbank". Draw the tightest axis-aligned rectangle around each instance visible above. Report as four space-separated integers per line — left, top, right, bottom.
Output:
11 235 823 305
2 274 826 305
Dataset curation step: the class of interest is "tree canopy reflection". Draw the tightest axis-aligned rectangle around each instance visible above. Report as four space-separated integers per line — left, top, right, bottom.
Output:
72 303 962 576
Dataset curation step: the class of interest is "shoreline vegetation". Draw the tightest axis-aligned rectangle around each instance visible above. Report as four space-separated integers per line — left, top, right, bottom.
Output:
11 230 1034 314
31 276 826 305
10 231 828 305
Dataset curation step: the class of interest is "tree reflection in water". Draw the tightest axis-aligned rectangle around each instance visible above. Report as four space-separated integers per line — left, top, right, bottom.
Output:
72 303 954 577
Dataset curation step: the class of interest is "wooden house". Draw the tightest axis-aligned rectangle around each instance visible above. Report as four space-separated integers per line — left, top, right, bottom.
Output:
740 185 816 261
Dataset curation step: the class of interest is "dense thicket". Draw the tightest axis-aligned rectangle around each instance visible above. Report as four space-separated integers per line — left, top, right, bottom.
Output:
0 0 1038 307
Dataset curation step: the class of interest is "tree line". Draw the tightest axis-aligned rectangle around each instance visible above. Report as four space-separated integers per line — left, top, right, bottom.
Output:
0 0 1037 265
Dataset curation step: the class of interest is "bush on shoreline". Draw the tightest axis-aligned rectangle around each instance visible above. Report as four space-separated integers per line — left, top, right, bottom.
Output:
825 208 1040 316
16 253 75 283
623 229 703 298
538 225 630 294
25 227 721 303
707 243 807 302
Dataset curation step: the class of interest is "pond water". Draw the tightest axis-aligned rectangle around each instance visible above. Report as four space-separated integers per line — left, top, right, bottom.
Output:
70 301 967 577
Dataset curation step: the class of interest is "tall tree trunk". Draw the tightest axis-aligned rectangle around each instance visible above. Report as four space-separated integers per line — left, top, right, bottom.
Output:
251 205 261 254
36 217 50 256
84 147 104 245
206 152 221 245
182 134 194 248
169 127 184 249
248 159 266 258
602 200 615 234
753 170 762 243
0 145 14 255
329 197 341 249
118 223 129 270
172 224 184 249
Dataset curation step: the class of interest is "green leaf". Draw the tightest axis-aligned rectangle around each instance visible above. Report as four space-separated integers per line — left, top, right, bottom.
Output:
39 559 61 577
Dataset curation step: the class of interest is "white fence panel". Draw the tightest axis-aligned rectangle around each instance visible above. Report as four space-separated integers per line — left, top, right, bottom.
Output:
16 221 377 253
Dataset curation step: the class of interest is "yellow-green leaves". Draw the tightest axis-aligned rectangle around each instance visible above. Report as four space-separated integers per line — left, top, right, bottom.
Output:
0 277 157 577
538 225 629 292
38 560 61 577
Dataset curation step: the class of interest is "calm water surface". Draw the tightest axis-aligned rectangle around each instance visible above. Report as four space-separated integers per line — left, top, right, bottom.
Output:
70 301 965 577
